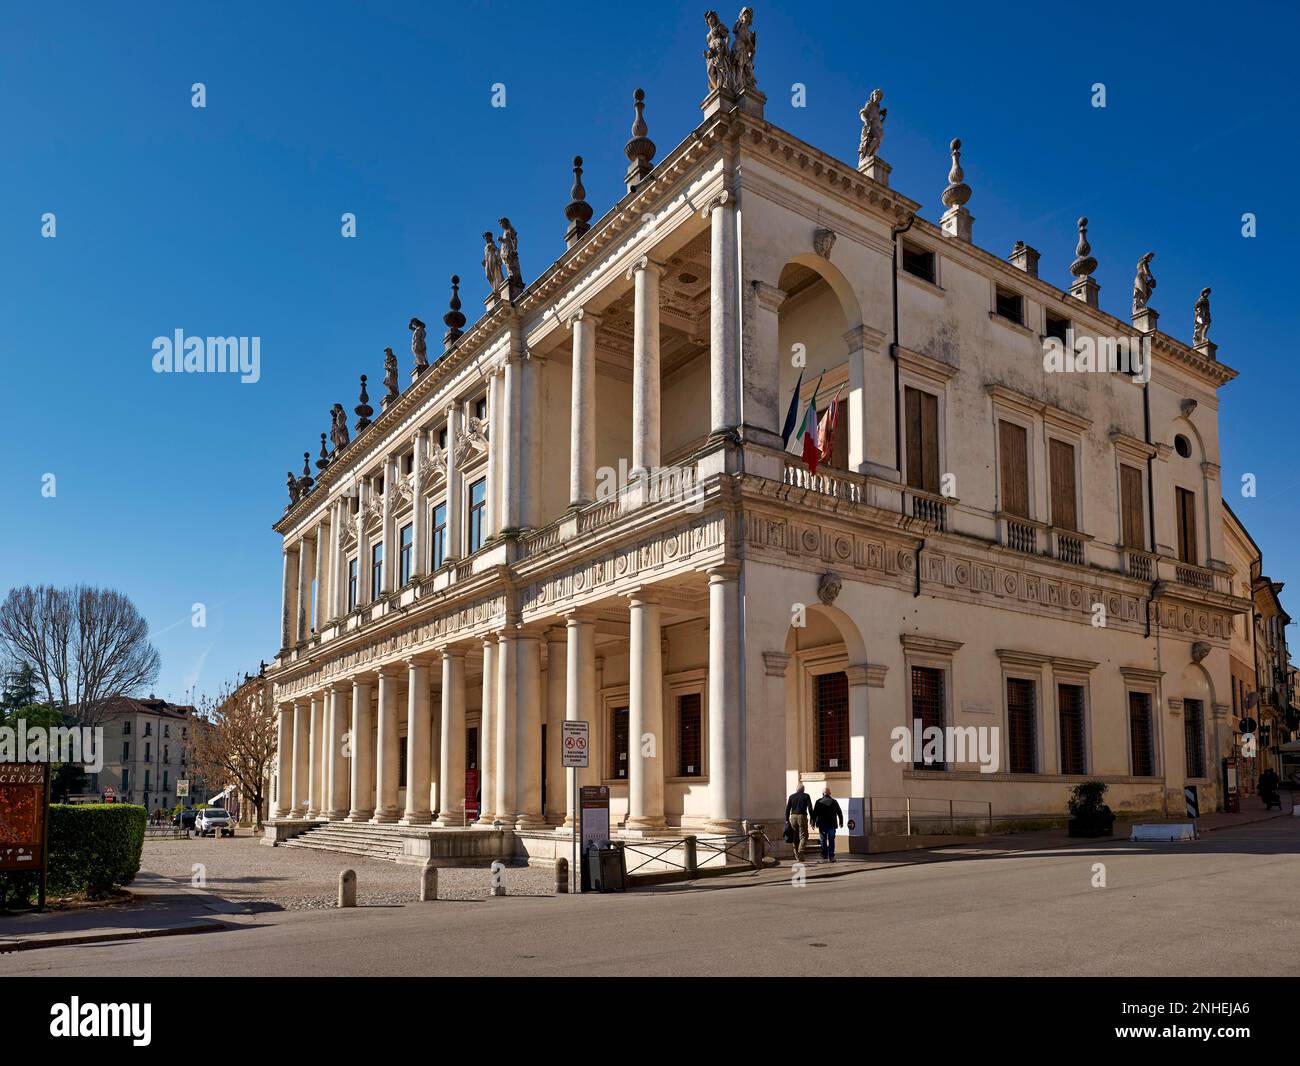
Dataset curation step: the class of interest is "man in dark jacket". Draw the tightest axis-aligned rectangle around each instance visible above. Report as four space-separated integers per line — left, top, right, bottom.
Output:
785 784 814 862
811 788 845 863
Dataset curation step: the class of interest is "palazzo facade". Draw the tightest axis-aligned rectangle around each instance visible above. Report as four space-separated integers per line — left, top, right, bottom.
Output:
266 8 1252 840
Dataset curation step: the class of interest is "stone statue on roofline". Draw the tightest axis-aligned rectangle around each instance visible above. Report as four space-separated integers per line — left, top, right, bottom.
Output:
1132 252 1156 315
409 317 428 375
731 7 757 92
286 471 300 505
330 403 350 450
704 11 732 91
859 88 887 163
498 217 522 283
383 347 399 401
1193 287 1212 346
483 231 504 290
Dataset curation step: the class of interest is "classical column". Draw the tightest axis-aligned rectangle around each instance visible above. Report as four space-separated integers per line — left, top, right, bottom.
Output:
307 693 323 818
399 659 433 825
521 351 543 529
346 677 374 821
372 666 401 823
742 280 785 449
485 370 503 539
280 548 297 648
545 628 567 822
356 483 372 608
380 456 396 593
275 702 293 821
627 592 666 831
290 699 309 817
707 565 742 829
564 613 597 828
844 324 892 478
313 519 329 631
476 637 498 824
436 650 467 826
326 683 351 820
295 535 312 643
515 632 545 829
444 406 462 563
568 310 599 508
499 353 522 532
410 431 426 581
628 258 662 479
494 631 518 825
707 191 740 436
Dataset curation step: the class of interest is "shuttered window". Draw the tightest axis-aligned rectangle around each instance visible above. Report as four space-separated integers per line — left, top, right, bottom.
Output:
910 666 945 770
815 672 850 772
1184 698 1206 779
905 387 941 493
1120 464 1145 549
1058 684 1087 775
998 420 1030 518
1006 678 1037 774
677 693 702 777
1128 692 1154 777
1049 438 1077 531
1176 488 1197 564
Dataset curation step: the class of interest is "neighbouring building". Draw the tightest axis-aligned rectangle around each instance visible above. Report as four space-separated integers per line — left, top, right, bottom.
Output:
264 7 1258 850
89 696 199 812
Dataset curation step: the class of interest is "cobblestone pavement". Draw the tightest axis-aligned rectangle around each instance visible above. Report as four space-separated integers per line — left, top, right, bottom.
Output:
141 831 555 909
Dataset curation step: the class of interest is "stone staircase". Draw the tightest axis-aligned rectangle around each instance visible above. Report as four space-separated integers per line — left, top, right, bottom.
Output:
281 820 407 863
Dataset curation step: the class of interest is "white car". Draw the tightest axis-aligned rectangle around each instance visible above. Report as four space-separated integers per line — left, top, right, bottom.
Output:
195 808 235 837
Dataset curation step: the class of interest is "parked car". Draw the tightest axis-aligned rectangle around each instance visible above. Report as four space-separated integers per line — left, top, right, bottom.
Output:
173 809 198 831
195 808 235 837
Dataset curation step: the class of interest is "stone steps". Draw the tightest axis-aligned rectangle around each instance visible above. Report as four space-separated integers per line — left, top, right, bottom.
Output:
282 821 408 862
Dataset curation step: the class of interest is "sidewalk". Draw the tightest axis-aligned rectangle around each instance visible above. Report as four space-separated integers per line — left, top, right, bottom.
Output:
642 801 1297 894
0 872 256 953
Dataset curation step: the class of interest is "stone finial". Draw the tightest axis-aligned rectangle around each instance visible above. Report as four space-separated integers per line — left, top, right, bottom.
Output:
939 139 973 241
317 432 330 470
409 317 428 377
564 155 593 246
1010 241 1040 278
498 217 523 299
624 89 657 193
1193 287 1213 349
1069 217 1097 278
443 275 466 350
1068 217 1100 309
298 452 314 495
355 374 373 432
382 347 399 406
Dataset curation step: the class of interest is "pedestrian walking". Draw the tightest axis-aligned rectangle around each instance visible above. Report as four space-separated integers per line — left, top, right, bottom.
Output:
811 787 844 863
785 783 813 863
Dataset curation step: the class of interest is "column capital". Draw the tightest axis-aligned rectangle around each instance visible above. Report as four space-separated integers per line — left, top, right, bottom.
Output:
565 307 602 330
762 651 791 678
327 680 350 694
376 662 404 679
699 189 731 218
562 606 601 625
843 323 889 353
751 280 786 312
624 585 663 606
403 654 436 669
625 255 665 281
440 644 469 661
707 562 741 582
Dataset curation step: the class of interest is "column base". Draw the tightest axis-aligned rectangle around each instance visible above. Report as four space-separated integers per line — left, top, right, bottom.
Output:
702 818 741 834
370 809 400 824
514 814 547 831
288 807 307 819
345 810 375 823
326 809 349 821
623 815 668 833
305 808 320 820
398 811 433 826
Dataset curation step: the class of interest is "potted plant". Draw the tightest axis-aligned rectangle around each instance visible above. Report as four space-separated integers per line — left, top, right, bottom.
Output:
1067 780 1115 837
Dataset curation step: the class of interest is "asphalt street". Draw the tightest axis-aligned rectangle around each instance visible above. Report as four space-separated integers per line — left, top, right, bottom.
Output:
4 818 1296 977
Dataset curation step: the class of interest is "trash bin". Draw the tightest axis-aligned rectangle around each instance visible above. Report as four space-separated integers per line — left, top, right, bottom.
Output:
583 842 627 893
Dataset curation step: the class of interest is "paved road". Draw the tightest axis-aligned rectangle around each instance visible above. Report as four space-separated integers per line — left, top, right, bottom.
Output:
4 819 1297 976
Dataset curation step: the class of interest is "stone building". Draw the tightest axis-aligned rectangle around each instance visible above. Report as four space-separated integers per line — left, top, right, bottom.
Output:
89 696 197 812
265 8 1254 852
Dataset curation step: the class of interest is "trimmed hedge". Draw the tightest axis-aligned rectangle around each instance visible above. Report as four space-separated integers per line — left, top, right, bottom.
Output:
47 803 147 897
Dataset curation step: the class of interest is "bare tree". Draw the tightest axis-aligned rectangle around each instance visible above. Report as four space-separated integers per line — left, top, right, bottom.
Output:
0 585 160 726
192 673 276 829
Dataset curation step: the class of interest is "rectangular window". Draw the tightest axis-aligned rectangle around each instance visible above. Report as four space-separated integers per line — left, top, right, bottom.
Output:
904 387 940 494
432 503 447 570
1058 684 1087 775
348 558 359 610
162 769 169 790
398 523 413 586
475 397 488 420
1049 438 1077 531
163 724 170 738
123 721 131 735
1128 691 1155 777
1045 312 1070 343
677 693 702 777
995 287 1024 325
998 420 1030 518
145 742 151 761
1176 487 1197 564
371 542 383 600
143 770 151 792
466 727 478 770
399 737 408 788
1120 464 1145 550
1184 698 1206 779
145 723 152 736
467 479 487 554
121 769 130 794
122 741 129 761
814 672 850 773
910 666 945 769
611 707 629 779
163 746 169 762
901 241 936 284
1006 678 1037 774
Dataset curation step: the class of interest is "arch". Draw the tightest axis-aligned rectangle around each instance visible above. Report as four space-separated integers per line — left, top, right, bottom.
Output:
778 252 864 330
783 600 868 663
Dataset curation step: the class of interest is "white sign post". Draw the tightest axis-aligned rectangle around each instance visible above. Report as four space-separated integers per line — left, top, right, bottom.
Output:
176 780 190 799
562 722 589 893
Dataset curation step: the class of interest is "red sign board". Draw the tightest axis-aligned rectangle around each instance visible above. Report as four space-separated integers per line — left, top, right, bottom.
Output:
0 762 50 873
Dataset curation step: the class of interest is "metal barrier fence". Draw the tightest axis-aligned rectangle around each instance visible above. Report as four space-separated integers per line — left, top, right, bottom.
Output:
864 796 993 837
617 831 766 878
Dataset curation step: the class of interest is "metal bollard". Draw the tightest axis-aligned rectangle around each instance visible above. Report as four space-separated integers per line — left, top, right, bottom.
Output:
684 835 698 877
338 869 357 908
490 860 506 897
555 857 569 894
419 861 438 902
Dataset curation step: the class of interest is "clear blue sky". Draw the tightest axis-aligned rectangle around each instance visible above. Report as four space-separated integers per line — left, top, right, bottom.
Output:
2 0 1296 704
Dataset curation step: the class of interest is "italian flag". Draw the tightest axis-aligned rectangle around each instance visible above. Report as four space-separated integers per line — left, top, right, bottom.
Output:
787 373 824 474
